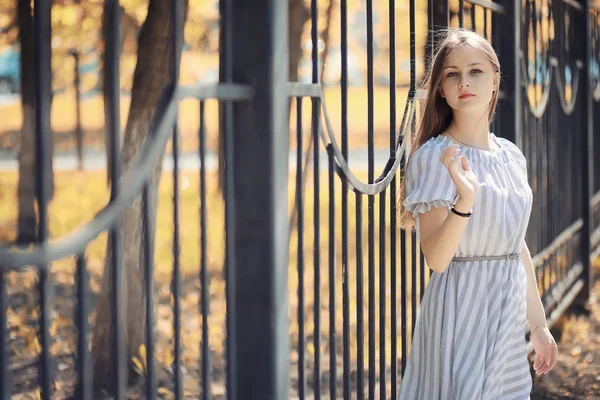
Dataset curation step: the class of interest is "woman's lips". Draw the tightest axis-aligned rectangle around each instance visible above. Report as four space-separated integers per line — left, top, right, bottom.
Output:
459 93 475 99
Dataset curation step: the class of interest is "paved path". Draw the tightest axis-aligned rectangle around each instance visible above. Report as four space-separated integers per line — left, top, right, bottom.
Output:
0 148 397 172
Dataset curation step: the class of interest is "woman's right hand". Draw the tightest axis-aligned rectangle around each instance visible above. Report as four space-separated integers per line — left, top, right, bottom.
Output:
440 144 479 207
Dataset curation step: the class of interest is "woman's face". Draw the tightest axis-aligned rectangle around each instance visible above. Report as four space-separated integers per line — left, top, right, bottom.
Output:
439 45 498 113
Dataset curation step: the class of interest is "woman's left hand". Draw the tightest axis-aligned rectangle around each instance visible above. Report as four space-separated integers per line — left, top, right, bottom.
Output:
531 325 558 375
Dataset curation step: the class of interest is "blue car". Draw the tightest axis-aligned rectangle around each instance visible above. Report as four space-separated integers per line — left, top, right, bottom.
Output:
0 46 20 94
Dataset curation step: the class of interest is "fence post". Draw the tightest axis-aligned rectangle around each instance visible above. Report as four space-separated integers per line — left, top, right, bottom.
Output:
227 0 290 399
493 0 521 147
578 0 596 307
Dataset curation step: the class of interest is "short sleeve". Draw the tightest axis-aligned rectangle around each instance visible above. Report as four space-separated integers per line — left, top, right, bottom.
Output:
403 142 458 217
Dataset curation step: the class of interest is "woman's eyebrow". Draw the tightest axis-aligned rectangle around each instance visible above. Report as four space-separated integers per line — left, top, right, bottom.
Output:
443 62 484 69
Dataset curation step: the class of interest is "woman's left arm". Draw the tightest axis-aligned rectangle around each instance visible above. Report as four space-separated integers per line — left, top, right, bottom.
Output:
521 243 559 375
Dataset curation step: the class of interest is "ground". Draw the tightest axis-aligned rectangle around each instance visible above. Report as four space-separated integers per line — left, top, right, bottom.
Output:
1 172 599 399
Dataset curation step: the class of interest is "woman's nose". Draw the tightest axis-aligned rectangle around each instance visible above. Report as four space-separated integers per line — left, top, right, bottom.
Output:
459 77 471 88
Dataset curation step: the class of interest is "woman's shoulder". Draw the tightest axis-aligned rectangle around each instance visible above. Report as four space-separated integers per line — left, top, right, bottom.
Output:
494 135 528 170
411 134 448 160
494 135 525 158
494 135 521 151
406 135 448 178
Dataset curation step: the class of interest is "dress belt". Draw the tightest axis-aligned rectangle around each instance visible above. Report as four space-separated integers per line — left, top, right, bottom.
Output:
451 253 521 262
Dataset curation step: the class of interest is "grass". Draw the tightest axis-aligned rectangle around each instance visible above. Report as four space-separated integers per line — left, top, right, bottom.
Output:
0 169 425 397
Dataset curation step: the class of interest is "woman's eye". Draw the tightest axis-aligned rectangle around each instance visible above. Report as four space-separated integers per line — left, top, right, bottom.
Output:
471 69 482 74
447 72 457 77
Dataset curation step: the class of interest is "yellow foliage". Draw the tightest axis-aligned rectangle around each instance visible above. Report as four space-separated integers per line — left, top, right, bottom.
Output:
132 355 145 375
139 343 147 369
158 387 170 395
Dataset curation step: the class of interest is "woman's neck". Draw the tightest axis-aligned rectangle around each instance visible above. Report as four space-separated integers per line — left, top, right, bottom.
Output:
445 110 492 149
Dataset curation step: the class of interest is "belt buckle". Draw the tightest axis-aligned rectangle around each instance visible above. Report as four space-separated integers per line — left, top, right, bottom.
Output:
506 254 518 261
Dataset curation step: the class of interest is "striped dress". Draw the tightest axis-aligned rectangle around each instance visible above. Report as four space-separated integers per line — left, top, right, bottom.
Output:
398 133 534 400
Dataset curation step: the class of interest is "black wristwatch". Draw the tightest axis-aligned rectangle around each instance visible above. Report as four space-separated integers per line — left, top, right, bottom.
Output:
450 203 473 217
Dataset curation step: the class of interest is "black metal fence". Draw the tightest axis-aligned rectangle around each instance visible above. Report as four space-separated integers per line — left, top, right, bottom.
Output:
0 0 598 399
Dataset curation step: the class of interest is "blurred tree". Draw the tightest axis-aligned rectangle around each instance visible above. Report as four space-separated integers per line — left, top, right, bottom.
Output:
91 0 189 393
0 0 17 44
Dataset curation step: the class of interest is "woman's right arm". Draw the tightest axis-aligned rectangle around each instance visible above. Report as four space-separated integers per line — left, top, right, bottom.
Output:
419 195 474 274
417 145 478 274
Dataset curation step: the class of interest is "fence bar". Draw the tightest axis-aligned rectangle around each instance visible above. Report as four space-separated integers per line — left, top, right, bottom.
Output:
390 185 397 398
426 0 448 74
199 101 211 400
105 0 125 396
366 0 375 395
400 227 408 375
142 183 157 400
419 249 425 300
389 0 398 394
493 0 521 145
378 190 386 400
459 0 464 27
72 51 84 171
0 273 9 399
327 145 337 400
171 0 184 395
296 98 306 400
340 0 350 396
368 182 375 400
410 0 417 92
76 255 92 399
219 0 236 397
355 192 364 399
312 97 322 400
171 0 183 396
33 0 52 397
310 0 319 394
411 231 418 336
484 8 488 38
230 0 290 398
171 140 182 398
579 0 595 305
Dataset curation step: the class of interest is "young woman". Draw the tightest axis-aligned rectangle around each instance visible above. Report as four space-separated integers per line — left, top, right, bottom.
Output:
397 29 558 399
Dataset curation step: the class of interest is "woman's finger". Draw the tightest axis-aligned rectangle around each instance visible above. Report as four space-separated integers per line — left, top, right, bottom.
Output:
461 154 471 171
440 146 460 168
539 347 555 374
538 354 550 374
448 155 463 169
535 354 545 373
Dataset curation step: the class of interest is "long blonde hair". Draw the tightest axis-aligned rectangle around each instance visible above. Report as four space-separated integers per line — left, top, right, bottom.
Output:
397 28 501 229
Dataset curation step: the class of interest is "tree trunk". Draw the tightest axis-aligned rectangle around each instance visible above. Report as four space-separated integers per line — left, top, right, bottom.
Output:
288 0 310 83
217 0 309 193
16 0 53 243
92 0 188 392
102 4 133 185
